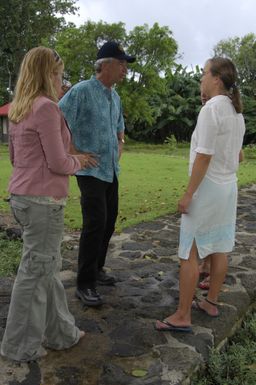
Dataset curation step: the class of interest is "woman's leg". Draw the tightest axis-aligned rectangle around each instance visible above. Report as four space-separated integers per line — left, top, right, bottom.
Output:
157 241 199 327
1 198 82 361
44 277 82 350
197 252 227 316
1 199 52 361
208 253 228 302
42 204 82 350
198 255 211 276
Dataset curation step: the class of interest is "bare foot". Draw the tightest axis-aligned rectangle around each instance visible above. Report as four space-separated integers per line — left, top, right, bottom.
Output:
40 348 48 358
200 299 219 317
79 331 85 340
163 311 191 328
193 299 219 317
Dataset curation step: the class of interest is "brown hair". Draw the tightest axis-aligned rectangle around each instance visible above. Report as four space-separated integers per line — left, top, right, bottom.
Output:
208 57 242 113
9 46 64 123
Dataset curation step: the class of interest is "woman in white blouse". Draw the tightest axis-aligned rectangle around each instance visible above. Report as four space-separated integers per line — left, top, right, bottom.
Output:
156 57 245 332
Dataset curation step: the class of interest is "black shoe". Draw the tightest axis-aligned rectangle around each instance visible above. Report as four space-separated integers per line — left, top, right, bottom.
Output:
75 288 103 307
96 270 116 286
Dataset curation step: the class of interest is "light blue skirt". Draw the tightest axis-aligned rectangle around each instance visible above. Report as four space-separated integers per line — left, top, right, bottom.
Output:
178 177 238 260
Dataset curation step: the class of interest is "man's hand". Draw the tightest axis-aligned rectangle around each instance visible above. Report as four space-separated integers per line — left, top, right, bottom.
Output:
118 137 125 159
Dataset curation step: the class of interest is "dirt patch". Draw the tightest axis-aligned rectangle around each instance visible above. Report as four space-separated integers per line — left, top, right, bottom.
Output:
0 212 16 229
0 211 80 241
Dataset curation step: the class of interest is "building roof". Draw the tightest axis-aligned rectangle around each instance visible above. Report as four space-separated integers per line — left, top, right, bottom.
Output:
0 103 10 116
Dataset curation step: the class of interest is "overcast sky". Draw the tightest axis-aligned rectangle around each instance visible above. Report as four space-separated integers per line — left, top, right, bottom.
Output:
65 0 256 69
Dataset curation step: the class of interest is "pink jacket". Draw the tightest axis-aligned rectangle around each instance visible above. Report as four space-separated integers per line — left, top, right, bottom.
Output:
8 96 81 198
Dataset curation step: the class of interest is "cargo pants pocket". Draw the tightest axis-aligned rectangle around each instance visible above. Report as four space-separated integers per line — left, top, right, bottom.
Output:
26 251 58 277
10 199 30 227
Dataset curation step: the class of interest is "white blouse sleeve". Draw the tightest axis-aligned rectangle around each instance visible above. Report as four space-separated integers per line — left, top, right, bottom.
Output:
195 105 219 155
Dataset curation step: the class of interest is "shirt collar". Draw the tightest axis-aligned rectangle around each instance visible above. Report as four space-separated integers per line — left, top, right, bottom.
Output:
206 95 231 105
90 75 113 95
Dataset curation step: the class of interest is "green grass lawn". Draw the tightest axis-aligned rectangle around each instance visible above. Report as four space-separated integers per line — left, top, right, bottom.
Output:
1 143 256 232
0 145 11 211
67 151 189 231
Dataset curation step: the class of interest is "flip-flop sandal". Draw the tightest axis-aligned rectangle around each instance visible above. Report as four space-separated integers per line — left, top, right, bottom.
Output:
199 271 210 280
192 298 219 317
155 320 192 333
198 278 210 290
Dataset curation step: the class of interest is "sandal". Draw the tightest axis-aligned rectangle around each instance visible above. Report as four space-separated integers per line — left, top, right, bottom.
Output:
155 320 192 333
198 276 210 290
192 297 219 317
199 271 209 280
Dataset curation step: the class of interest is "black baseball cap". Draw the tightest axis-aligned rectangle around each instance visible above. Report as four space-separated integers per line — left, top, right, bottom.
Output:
97 41 136 63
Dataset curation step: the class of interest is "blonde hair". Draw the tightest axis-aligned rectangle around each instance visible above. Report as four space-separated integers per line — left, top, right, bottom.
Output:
9 46 64 123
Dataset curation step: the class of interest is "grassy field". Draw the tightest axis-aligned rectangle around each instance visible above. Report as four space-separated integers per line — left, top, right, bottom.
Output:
1 143 256 231
0 143 255 383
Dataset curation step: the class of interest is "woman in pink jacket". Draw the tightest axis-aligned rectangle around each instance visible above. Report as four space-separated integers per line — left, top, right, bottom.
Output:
1 46 97 362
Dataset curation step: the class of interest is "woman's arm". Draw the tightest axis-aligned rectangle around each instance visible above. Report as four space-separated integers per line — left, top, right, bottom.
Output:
8 134 14 166
239 149 244 163
178 153 212 214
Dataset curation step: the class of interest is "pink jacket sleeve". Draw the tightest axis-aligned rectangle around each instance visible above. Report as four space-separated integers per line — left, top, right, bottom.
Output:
35 101 81 175
8 133 14 166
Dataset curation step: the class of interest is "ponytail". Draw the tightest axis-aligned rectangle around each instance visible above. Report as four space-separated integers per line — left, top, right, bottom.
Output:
230 86 243 113
209 57 243 113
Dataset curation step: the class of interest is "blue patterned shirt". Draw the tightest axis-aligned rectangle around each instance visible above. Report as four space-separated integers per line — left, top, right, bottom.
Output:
59 76 125 182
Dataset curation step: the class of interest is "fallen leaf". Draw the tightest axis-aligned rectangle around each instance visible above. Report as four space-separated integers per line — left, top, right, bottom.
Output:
131 369 148 377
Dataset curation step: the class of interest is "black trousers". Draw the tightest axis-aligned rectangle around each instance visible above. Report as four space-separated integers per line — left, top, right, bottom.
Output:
76 175 118 289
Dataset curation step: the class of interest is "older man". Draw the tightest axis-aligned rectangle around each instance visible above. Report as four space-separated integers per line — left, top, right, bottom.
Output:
59 41 135 306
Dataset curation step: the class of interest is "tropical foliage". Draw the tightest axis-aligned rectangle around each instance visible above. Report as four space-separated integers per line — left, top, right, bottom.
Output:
214 33 256 97
0 2 256 143
54 21 179 138
0 0 78 104
214 33 256 143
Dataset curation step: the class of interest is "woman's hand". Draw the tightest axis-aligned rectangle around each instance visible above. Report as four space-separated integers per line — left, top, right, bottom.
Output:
76 153 99 169
178 153 212 214
178 192 193 214
239 149 244 163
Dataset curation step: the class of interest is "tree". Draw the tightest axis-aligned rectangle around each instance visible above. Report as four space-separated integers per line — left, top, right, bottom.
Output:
214 33 256 97
54 20 127 83
120 23 178 134
152 66 201 143
54 21 178 136
241 96 256 143
0 0 78 103
214 34 256 143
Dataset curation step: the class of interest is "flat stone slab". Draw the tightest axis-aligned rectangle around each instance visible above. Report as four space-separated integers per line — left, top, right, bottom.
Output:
0 185 256 385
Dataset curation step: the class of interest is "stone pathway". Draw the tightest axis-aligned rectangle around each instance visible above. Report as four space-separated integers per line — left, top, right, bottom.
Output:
0 185 256 385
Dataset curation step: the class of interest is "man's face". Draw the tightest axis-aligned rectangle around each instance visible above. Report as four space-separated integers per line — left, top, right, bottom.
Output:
106 59 128 85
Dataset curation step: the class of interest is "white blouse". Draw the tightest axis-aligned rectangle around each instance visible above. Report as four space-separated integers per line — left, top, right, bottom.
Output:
189 95 245 184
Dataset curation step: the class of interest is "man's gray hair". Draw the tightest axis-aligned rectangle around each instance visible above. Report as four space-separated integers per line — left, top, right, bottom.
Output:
94 58 115 73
